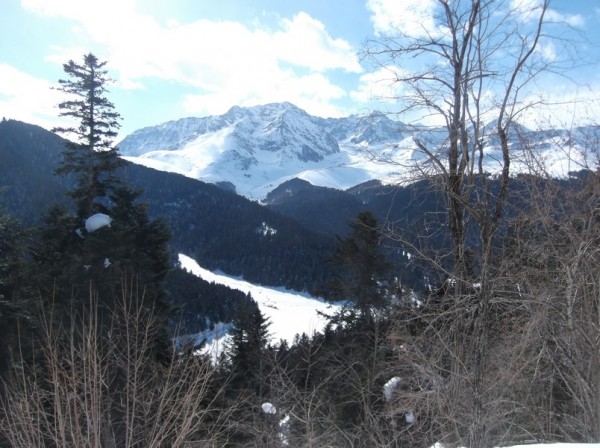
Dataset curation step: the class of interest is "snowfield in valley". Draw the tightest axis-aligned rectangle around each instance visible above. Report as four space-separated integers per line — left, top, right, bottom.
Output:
178 253 340 348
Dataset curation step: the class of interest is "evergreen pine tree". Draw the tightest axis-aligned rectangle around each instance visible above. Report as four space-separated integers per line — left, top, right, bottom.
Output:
321 210 391 316
227 295 270 392
221 297 272 444
0 205 28 377
16 55 177 444
34 53 171 331
52 53 123 219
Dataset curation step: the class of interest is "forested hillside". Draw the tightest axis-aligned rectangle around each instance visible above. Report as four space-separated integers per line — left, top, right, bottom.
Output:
0 118 336 292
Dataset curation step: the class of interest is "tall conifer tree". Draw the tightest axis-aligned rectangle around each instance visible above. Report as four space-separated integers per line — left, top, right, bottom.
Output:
0 205 27 377
53 53 123 218
37 53 170 314
227 297 270 392
322 211 390 316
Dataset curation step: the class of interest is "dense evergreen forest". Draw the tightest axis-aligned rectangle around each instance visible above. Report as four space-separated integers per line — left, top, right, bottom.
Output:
2 1 600 444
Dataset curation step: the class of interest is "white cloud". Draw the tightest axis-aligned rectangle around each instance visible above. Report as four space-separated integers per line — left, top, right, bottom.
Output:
348 66 453 126
544 9 584 27
535 41 557 62
350 66 405 104
183 71 347 118
517 85 600 130
0 64 64 130
21 0 361 119
510 0 584 27
366 0 439 38
350 63 600 130
366 0 584 43
274 12 362 73
510 0 544 12
21 0 138 24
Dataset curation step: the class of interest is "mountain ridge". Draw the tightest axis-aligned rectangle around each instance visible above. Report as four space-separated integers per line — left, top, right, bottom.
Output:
117 102 414 199
117 102 599 201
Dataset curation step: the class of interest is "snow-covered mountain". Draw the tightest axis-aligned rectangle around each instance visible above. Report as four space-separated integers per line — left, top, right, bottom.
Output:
118 102 599 201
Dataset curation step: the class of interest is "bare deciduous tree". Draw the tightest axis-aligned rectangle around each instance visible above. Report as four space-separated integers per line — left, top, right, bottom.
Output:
361 1 561 445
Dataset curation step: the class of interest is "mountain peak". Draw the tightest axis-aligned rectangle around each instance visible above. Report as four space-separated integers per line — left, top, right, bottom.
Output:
223 102 308 123
118 102 343 198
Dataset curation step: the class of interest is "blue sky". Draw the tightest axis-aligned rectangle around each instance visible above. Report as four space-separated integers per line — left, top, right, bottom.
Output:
1 0 599 138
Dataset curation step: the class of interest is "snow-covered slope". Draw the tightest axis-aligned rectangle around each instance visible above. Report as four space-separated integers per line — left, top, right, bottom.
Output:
178 254 339 346
118 102 599 201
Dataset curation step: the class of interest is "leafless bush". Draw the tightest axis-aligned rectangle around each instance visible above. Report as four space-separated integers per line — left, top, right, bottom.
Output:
501 168 600 442
0 277 232 447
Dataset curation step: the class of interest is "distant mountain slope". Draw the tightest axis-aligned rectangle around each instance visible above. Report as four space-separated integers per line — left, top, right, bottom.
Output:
117 103 599 201
263 178 365 237
0 119 335 291
263 173 559 267
263 177 452 251
124 163 335 291
0 119 70 221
